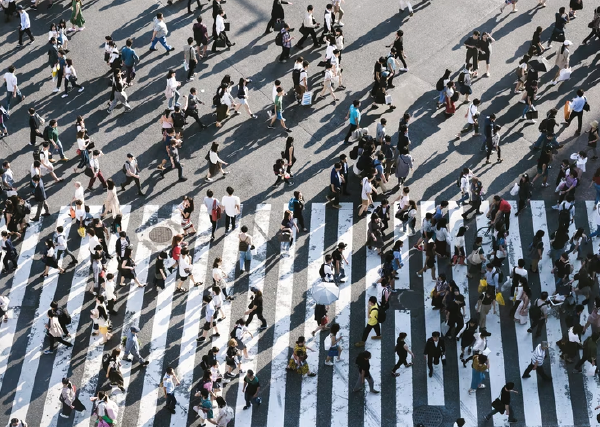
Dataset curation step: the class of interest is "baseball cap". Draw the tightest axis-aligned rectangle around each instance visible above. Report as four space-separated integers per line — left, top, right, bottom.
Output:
127 153 134 158
131 326 140 333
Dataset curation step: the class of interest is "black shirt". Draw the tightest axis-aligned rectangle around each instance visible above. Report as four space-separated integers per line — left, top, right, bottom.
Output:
156 258 165 274
464 36 478 49
332 248 343 265
356 356 370 374
537 151 551 169
250 295 263 314
500 387 511 405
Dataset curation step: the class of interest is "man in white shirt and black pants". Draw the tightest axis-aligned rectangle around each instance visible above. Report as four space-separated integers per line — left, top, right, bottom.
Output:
297 5 320 49
3 65 25 113
212 9 235 52
120 153 145 196
17 6 34 47
221 186 240 233
563 89 588 135
55 226 77 266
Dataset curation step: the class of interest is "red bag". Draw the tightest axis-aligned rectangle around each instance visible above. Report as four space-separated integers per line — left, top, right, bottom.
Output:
211 200 221 222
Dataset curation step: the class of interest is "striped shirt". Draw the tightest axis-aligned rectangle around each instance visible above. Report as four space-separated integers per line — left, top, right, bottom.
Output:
530 344 546 366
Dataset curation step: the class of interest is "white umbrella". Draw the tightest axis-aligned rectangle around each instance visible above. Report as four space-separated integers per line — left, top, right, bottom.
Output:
311 282 340 305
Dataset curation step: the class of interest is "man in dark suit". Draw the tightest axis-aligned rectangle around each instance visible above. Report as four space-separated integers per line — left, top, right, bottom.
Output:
326 162 343 209
423 331 446 377
1 231 18 274
339 153 350 195
31 175 50 221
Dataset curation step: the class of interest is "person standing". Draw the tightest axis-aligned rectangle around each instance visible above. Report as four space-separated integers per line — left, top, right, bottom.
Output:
242 370 262 410
28 108 44 146
123 326 150 366
183 37 198 82
352 351 379 393
3 65 25 113
150 13 174 53
120 153 145 196
522 341 552 381
221 186 240 233
212 9 235 52
424 331 446 377
563 89 588 135
354 296 381 347
296 5 320 49
68 0 85 32
120 38 139 85
464 31 480 76
484 382 518 422
16 6 34 47
343 100 361 144
279 24 293 63
162 367 180 414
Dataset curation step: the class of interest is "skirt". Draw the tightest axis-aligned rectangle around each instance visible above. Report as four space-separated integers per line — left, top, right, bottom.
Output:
181 218 194 231
208 161 221 176
216 104 229 121
435 239 448 257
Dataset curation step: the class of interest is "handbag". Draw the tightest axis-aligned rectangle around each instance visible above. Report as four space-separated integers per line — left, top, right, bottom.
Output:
250 245 257 256
84 167 94 178
492 396 506 414
77 227 86 238
478 279 487 293
468 249 484 265
509 182 519 196
496 292 505 306
385 94 393 105
69 206 76 219
301 91 313 106
278 231 291 243
183 61 189 72
526 110 538 120
224 21 230 32
215 34 227 48
211 200 221 222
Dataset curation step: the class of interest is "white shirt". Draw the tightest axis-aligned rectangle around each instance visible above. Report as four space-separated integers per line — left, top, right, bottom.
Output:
323 263 334 281
40 149 52 168
104 280 116 300
272 84 279 102
55 232 68 250
467 103 478 124
204 196 219 212
324 10 332 30
48 30 58 41
303 11 315 28
166 76 178 96
77 138 87 151
74 186 85 203
88 235 100 254
514 266 528 280
324 69 333 82
75 206 86 222
300 69 308 88
89 157 100 171
361 178 372 200
215 15 225 35
4 72 17 92
221 195 240 217
19 11 30 30
325 44 335 60
179 254 192 275
235 324 249 340
205 300 216 322
397 195 409 210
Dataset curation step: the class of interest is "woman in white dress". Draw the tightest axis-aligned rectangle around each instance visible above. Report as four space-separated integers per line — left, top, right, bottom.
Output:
102 179 121 219
514 286 531 325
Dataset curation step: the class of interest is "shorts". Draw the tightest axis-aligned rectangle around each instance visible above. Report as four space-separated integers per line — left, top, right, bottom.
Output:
295 85 306 98
276 111 283 120
361 198 370 206
226 357 237 368
323 80 332 89
537 166 548 177
196 39 208 47
203 321 215 331
99 326 108 335
238 98 247 105
327 346 339 357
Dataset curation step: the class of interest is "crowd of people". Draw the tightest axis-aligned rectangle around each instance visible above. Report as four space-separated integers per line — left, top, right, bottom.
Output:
1 0 600 425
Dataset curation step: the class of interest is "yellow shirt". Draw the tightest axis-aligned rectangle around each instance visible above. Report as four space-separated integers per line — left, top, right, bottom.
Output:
368 306 379 326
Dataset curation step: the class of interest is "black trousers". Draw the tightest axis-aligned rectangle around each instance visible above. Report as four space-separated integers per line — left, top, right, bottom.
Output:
297 27 318 47
328 188 340 205
122 175 142 193
208 214 217 238
486 144 501 162
57 248 77 264
566 110 583 133
225 214 236 231
2 252 16 271
246 310 267 327
280 46 291 61
446 316 464 338
187 59 197 80
463 199 482 217
361 323 380 342
188 0 201 12
18 27 34 44
529 317 545 337
465 48 478 70
344 123 358 143
294 213 305 230
107 298 116 314
427 355 440 373
523 362 551 380
212 32 232 51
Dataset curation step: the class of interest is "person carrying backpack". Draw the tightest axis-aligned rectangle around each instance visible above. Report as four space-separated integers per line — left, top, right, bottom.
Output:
50 300 71 337
319 254 335 282
528 292 549 337
355 296 382 347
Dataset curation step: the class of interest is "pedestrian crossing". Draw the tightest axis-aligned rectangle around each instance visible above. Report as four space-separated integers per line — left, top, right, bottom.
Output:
1 200 600 426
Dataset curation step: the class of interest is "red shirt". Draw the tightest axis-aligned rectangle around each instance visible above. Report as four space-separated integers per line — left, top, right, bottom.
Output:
498 200 511 213
172 244 182 261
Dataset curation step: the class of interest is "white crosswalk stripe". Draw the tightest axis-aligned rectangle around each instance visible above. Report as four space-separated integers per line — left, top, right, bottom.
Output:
3 201 600 427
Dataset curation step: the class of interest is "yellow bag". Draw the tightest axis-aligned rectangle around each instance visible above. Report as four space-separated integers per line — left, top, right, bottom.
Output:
496 292 505 306
430 288 435 298
478 279 487 293
77 227 86 238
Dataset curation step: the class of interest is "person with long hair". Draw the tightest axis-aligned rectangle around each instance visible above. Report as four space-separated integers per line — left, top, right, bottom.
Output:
43 239 66 277
515 174 532 216
59 377 86 418
91 304 112 343
105 347 125 392
213 257 234 301
165 69 181 110
236 78 258 119
102 179 121 219
282 137 296 176
177 195 197 236
68 0 85 32
549 40 572 85
119 247 145 287
62 58 84 98
175 248 199 292
206 142 230 182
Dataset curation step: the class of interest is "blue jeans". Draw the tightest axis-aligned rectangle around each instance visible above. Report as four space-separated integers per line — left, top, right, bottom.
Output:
239 249 252 270
594 183 600 205
590 225 600 239
53 138 65 159
458 192 470 204
549 247 564 263
438 90 445 104
522 105 534 118
168 90 180 109
470 369 485 390
566 242 582 259
150 36 171 51
6 88 23 110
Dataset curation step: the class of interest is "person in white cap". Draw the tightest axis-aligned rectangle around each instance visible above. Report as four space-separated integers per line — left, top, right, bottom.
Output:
550 40 572 85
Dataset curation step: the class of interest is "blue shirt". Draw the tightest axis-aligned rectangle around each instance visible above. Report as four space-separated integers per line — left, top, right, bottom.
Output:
349 106 361 126
121 46 139 67
570 95 586 113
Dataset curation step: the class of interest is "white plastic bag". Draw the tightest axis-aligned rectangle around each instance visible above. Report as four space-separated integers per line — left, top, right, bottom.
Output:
510 182 519 196
385 94 393 105
301 91 313 106
558 68 571 82
183 61 189 72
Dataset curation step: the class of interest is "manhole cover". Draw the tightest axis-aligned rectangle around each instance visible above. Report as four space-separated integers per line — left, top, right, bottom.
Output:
148 226 173 244
413 406 443 427
399 290 421 309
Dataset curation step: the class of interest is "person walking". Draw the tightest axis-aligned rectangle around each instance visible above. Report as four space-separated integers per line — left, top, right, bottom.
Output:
245 289 268 331
44 309 73 354
150 13 174 53
205 142 230 182
120 153 145 196
0 231 18 273
267 87 292 132
573 332 599 374
184 87 207 129
424 331 446 377
236 78 258 119
58 378 86 418
352 351 379 393
354 296 382 347
165 69 181 110
563 89 588 135
583 6 600 45
391 332 414 376
87 150 107 191
123 326 150 366
54 225 77 266
549 40 571 85
463 353 489 394
16 6 34 47
3 65 25 112
62 59 84 98
192 16 209 58
456 99 480 139
212 9 235 52
242 370 262 410
527 292 549 336
31 175 50 222
522 341 552 380
183 37 197 82
68 0 85 32
278 23 293 62
107 69 132 114
296 5 320 49
266 0 292 33
221 186 240 233
162 367 180 414
120 38 139 85
484 382 518 423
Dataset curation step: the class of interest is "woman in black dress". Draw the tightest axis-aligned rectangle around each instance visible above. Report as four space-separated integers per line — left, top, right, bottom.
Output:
282 137 296 177
178 196 197 236
119 247 145 287
291 191 307 232
43 239 66 277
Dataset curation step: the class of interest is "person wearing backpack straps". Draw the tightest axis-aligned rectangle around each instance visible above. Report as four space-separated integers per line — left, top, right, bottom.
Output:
59 377 86 418
104 347 125 392
213 396 234 426
527 291 549 337
50 300 71 337
355 296 381 347
238 226 253 273
6 419 27 427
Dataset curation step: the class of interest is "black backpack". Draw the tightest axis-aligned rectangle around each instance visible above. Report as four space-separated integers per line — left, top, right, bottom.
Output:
122 161 129 175
319 263 327 279
458 71 465 84
33 148 41 162
102 353 112 372
558 203 572 226
57 307 72 325
375 305 387 323
200 354 209 371
495 269 504 284
435 77 445 91
538 118 549 133
292 68 301 86
349 146 359 160
275 31 283 46
381 288 391 311
230 325 240 339
172 112 185 128
529 299 543 320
